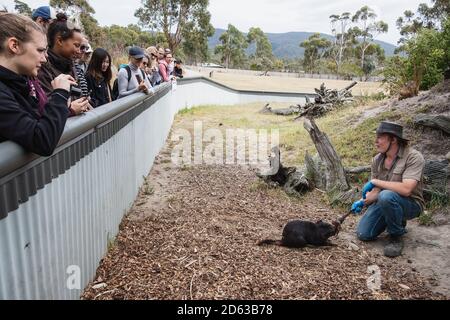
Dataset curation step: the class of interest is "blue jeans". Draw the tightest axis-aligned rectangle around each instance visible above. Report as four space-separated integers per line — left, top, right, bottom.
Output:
357 190 422 241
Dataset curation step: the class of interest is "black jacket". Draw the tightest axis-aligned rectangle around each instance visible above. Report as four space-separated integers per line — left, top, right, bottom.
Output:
0 65 70 156
38 49 76 96
85 74 113 107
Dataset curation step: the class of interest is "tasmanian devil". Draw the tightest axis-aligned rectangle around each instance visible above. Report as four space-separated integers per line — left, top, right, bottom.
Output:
258 220 338 248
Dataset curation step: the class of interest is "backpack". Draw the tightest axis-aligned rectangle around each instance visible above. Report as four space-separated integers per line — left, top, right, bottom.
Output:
112 65 147 100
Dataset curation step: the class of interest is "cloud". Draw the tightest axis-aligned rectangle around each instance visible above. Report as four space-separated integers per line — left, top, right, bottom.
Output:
2 0 434 45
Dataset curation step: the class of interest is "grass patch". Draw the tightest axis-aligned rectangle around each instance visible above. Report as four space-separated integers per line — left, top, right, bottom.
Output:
418 212 435 226
173 99 396 168
141 176 155 196
426 192 450 211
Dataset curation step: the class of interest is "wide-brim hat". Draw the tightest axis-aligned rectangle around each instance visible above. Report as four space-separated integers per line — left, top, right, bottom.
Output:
376 121 409 141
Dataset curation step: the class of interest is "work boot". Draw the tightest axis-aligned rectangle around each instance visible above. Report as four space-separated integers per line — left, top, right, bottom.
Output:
384 236 404 258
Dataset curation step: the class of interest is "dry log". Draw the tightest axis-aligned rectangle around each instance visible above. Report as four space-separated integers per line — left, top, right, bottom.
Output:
414 114 450 135
258 147 311 196
344 81 358 91
303 118 350 192
259 103 272 114
294 82 356 120
259 103 301 116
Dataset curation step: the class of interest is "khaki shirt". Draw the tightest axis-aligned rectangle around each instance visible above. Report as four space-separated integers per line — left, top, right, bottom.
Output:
371 146 425 211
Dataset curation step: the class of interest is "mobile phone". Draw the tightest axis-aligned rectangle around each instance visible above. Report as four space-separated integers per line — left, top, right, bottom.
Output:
70 85 82 99
135 74 142 83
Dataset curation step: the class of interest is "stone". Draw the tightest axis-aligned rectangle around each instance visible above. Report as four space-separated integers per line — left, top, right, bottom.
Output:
92 283 107 290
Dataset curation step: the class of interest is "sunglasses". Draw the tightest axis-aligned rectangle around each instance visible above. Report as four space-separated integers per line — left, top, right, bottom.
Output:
80 46 88 52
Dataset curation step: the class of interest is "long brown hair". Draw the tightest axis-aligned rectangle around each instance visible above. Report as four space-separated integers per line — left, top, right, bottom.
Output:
0 13 45 54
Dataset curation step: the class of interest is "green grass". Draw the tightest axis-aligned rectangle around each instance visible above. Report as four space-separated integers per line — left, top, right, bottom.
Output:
418 212 435 226
426 192 450 211
173 100 397 169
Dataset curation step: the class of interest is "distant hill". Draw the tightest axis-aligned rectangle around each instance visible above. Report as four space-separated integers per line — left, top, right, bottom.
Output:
208 28 397 59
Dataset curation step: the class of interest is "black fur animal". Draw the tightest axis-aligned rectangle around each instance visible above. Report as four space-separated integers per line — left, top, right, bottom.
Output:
258 220 337 248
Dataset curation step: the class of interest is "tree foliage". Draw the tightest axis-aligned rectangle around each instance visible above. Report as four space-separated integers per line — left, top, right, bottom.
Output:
181 14 215 65
214 24 248 69
14 0 32 17
384 1 449 95
351 6 388 69
135 0 211 53
300 33 331 73
247 27 274 70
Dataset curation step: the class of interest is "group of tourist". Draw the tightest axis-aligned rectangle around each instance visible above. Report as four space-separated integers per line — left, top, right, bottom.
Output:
0 7 184 156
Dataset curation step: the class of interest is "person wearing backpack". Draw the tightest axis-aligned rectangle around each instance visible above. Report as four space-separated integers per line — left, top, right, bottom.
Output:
115 46 152 99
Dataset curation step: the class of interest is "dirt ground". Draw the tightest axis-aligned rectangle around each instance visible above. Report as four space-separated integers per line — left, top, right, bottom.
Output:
82 79 449 300
82 141 448 300
197 71 384 96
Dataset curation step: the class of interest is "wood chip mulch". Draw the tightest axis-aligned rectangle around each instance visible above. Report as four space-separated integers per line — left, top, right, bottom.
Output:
82 165 443 300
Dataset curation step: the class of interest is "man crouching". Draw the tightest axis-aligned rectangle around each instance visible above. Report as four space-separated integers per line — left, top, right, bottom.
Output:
352 121 425 258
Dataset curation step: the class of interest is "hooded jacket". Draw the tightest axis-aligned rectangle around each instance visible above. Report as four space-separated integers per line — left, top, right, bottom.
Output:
0 65 70 156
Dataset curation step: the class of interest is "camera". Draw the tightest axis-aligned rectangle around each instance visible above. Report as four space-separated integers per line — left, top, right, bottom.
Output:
70 85 83 99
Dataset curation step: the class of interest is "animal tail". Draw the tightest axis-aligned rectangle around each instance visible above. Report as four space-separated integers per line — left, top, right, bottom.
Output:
257 239 283 246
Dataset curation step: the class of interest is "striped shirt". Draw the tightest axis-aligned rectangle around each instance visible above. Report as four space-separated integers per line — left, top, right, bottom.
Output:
74 63 89 96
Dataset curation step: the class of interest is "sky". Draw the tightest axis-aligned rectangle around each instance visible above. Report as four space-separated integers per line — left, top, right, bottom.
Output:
1 0 434 45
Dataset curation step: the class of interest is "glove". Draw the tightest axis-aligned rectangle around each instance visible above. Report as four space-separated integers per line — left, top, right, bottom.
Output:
362 181 375 200
351 200 365 214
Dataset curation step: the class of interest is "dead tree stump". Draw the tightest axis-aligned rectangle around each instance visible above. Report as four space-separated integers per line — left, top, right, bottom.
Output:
303 118 349 191
257 147 311 196
303 119 360 205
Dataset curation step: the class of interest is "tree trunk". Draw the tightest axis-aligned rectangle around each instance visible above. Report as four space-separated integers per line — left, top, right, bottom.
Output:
303 118 350 192
257 147 311 196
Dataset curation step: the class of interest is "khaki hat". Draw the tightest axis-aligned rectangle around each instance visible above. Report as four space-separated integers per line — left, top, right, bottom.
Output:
376 121 409 141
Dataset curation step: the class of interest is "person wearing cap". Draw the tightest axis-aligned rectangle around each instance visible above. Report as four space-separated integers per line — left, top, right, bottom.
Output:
117 46 152 98
31 6 57 30
352 121 425 258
